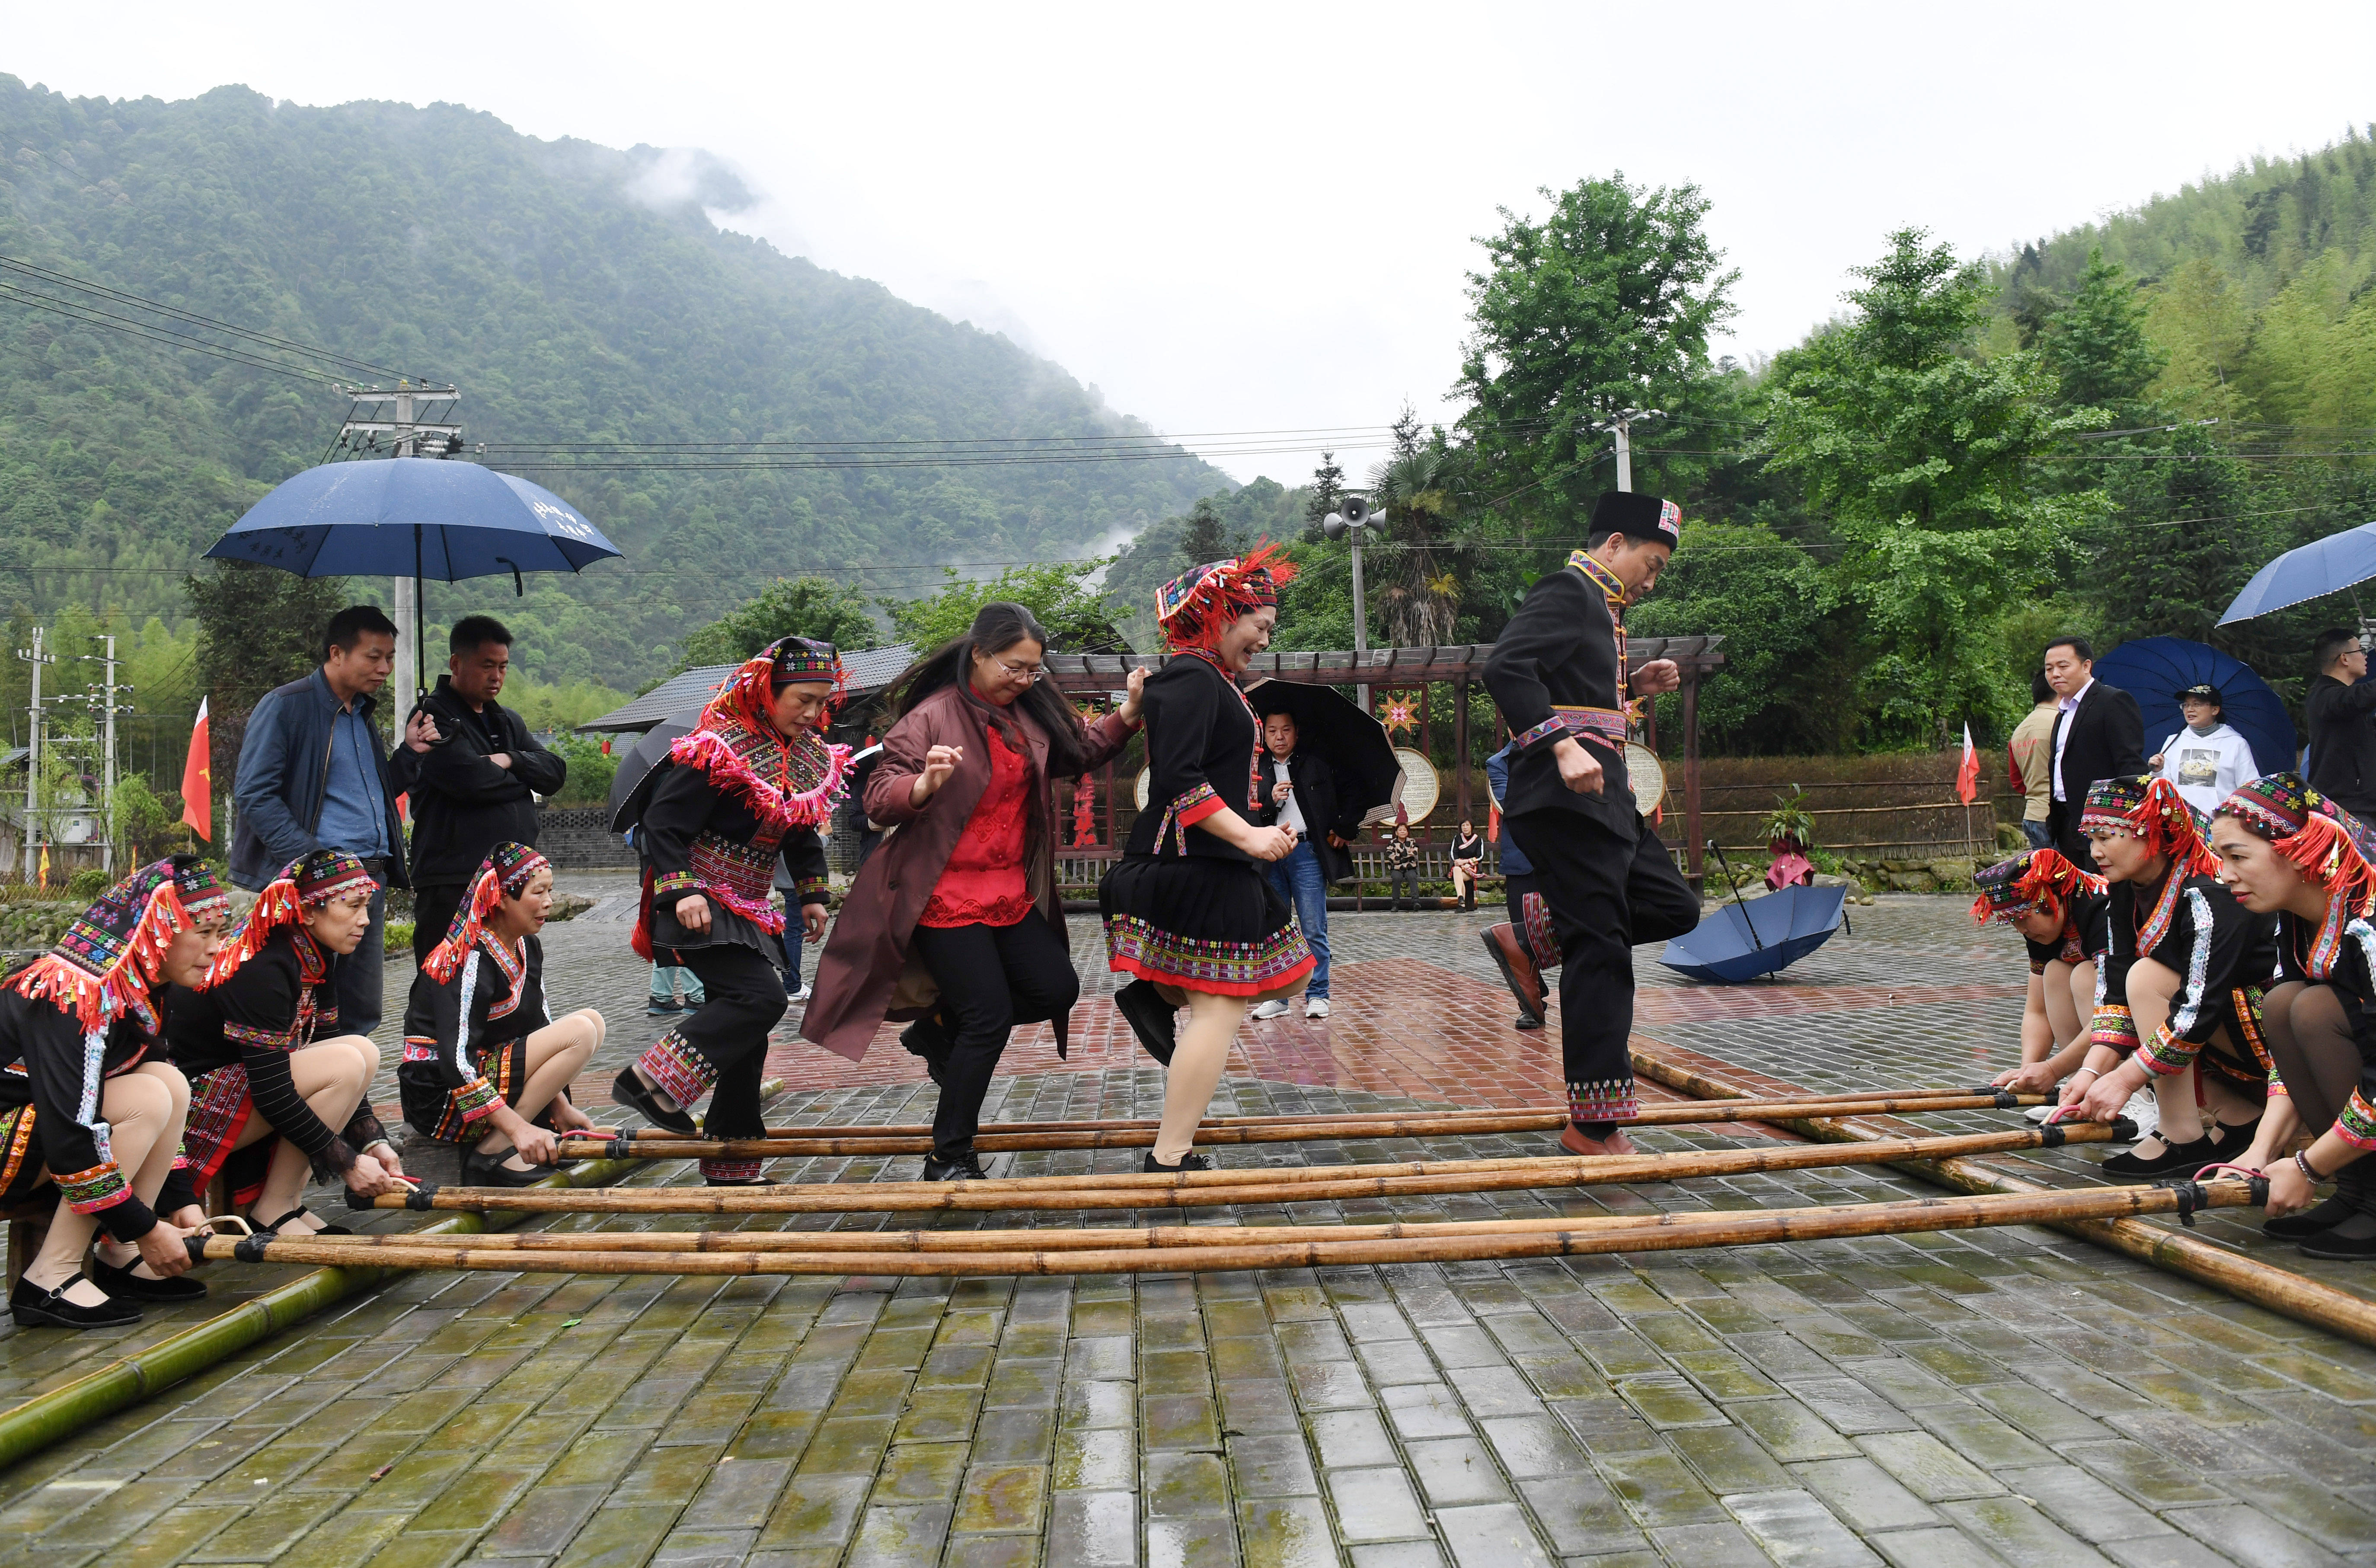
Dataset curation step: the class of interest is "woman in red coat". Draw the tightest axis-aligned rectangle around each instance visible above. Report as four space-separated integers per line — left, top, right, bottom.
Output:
804 602 1143 1179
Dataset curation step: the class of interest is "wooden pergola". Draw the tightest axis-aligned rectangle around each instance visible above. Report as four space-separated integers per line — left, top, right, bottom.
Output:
1042 636 1726 886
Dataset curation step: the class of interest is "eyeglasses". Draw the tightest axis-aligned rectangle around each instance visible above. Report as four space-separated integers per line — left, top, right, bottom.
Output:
992 657 1046 683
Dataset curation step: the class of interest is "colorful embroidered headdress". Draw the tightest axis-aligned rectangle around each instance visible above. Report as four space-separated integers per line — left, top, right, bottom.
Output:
1154 542 1297 651
2079 774 2220 878
204 849 378 988
2217 771 2376 971
703 635 847 736
1969 847 2106 926
423 842 552 982
8 855 228 1031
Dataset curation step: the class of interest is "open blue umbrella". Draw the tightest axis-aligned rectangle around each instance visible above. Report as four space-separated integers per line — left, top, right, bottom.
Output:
1660 883 1847 984
2090 637 2294 779
204 456 623 697
2220 521 2376 625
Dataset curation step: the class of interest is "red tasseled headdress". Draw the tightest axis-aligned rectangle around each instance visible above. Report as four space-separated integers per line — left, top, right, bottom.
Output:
1154 541 1298 651
423 843 552 982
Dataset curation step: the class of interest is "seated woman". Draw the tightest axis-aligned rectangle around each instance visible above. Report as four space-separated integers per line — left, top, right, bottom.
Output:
160 850 404 1237
2066 776 2278 1176
2210 772 2376 1253
2 856 225 1328
400 844 606 1186
1971 848 2117 1118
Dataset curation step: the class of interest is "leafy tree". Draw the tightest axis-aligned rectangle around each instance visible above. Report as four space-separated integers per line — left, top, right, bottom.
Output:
1763 229 2108 745
1303 452 1345 539
544 734 619 808
1630 523 1853 754
1458 174 1738 524
2043 250 2165 418
1176 499 1237 569
183 562 353 783
1367 442 1461 645
676 577 878 672
886 561 1129 653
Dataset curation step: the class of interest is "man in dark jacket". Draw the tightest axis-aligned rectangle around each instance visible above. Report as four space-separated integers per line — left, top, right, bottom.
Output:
1482 492 1700 1158
389 616 566 961
1249 710 1364 1020
2306 628 2376 817
231 605 427 1038
2041 635 2147 871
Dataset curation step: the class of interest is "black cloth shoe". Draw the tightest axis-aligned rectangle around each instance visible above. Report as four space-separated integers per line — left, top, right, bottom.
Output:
2207 1117 2261 1154
1514 1013 1542 1031
255 1207 353 1236
703 1176 773 1188
923 1151 987 1181
463 1149 554 1189
2265 1193 2360 1239
901 1013 954 1088
1114 981 1178 1067
10 1276 140 1329
645 998 678 1017
612 1066 699 1135
89 1254 209 1303
2299 1222 2376 1260
1143 1151 1212 1173
2101 1135 2217 1179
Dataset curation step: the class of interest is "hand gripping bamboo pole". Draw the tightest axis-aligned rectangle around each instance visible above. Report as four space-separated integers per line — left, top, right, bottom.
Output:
349 1124 2124 1217
571 1092 2049 1159
194 1179 2277 1280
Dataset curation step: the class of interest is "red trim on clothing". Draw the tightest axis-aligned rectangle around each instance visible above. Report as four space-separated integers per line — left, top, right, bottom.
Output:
1108 951 1316 998
1175 794 1228 828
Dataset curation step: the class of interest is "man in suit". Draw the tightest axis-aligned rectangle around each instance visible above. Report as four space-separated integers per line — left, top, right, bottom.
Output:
1249 710 1363 1021
2305 628 2376 817
2043 635 2146 871
1482 491 1701 1158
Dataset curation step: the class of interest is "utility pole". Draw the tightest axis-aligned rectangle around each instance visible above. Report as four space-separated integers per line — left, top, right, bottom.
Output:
1322 496 1383 710
335 382 463 708
14 628 51 882
1600 408 1664 492
70 637 127 876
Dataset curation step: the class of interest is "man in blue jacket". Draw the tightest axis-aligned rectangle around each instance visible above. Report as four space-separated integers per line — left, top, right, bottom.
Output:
231 605 434 1039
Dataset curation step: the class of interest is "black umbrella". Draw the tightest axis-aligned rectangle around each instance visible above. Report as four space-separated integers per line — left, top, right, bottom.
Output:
607 714 698 831
1240 678 1401 822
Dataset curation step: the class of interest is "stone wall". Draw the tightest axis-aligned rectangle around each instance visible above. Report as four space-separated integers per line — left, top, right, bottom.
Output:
539 806 636 870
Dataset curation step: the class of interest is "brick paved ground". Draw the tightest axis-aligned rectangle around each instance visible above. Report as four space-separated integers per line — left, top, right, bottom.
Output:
0 878 2370 1565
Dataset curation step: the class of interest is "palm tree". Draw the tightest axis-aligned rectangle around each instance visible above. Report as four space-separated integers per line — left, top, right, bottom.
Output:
1368 447 1460 645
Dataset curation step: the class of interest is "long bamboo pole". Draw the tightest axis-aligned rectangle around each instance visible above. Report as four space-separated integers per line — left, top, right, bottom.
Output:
1626 1047 2376 1353
621 1087 2037 1143
189 1180 2274 1280
353 1125 2120 1217
571 1093 2043 1159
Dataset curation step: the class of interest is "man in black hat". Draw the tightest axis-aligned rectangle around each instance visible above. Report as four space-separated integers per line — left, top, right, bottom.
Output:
1481 492 1701 1157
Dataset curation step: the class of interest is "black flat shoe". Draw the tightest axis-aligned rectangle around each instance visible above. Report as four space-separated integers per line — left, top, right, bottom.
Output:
923 1152 987 1182
2266 1194 2360 1239
255 1207 353 1236
2100 1135 2216 1179
10 1277 139 1329
901 1015 954 1088
612 1066 699 1135
463 1150 553 1189
1114 981 1178 1067
1514 1014 1542 1031
89 1255 208 1303
2298 1226 2376 1260
1143 1151 1212 1173
703 1176 773 1188
645 1000 679 1017
2208 1117 2261 1153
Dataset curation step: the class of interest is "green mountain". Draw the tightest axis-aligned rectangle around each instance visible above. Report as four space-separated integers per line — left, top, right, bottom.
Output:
0 78 1229 688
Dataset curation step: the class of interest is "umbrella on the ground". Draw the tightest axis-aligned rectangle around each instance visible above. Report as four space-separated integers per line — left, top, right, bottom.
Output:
2220 521 2376 626
608 714 698 828
1240 679 1400 822
2091 636 2295 778
1660 884 1848 984
204 456 624 701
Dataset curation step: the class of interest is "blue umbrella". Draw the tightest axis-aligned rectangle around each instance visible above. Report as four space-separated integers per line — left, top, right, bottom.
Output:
2090 637 2294 780
204 456 623 696
1659 884 1847 984
2219 521 2376 625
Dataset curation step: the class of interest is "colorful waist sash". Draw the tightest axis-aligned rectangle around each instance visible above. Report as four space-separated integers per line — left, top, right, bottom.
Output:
1515 706 1629 750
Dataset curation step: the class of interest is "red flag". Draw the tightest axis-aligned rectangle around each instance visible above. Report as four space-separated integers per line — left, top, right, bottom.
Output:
179 698 212 841
1955 721 1980 806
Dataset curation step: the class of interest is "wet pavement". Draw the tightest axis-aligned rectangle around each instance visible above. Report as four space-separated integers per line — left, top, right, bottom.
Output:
0 878 2368 1565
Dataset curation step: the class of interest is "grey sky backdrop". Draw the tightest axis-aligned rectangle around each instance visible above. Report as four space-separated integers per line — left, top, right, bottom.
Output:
10 3 2375 484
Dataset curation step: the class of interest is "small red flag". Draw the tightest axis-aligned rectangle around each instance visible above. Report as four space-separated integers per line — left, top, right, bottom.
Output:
179 698 212 841
1956 721 1980 806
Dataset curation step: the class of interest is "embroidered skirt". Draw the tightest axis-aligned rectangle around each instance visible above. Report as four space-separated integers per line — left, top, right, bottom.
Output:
399 1036 532 1144
1099 855 1315 998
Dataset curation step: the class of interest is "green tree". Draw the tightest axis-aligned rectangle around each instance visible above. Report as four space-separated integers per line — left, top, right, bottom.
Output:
1176 499 1236 569
886 561 1130 653
676 577 878 672
1458 174 1738 523
183 562 353 783
1763 229 2108 746
1367 439 1461 645
2043 249 2165 417
1303 451 1346 540
1629 523 1852 754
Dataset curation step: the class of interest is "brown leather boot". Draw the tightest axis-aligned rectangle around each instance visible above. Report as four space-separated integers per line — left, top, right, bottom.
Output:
1560 1124 1640 1158
1481 924 1546 1027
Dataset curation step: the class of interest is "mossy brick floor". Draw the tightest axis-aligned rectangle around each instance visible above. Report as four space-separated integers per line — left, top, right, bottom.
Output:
0 883 2368 1565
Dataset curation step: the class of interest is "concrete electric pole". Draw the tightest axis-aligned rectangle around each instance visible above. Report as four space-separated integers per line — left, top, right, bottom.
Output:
14 628 51 882
1322 496 1383 710
335 383 463 707
1600 408 1664 492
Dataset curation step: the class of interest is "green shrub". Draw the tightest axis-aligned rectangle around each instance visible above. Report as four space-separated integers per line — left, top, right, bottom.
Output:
65 868 109 901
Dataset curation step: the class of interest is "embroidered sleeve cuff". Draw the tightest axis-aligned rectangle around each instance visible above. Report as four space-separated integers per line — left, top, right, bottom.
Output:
1172 783 1224 827
452 1077 503 1123
2338 1090 2376 1151
797 876 830 905
2088 1005 2139 1055
2137 1023 2200 1076
57 1160 131 1215
1513 715 1566 750
653 870 701 899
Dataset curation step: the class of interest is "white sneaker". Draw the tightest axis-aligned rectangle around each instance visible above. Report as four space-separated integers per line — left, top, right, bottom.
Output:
789 983 811 1003
1304 998 1331 1020
2118 1089 2158 1144
1250 1000 1291 1020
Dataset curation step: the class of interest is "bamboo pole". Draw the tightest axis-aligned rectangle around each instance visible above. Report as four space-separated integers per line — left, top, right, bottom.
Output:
1626 1047 2376 1354
574 1093 2044 1158
356 1125 2120 1217
623 1087 2037 1144
189 1180 2274 1279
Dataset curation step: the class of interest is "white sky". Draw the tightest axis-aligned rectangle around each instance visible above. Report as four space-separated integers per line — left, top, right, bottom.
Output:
8 3 2373 486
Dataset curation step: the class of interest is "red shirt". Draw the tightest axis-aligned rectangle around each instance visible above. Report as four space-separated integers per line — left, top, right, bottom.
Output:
920 724 1034 927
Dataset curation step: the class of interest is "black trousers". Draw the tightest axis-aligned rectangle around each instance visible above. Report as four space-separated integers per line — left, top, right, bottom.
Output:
1504 870 1539 931
334 868 390 1039
672 943 790 1141
913 917 1079 1160
1388 867 1420 908
413 883 466 964
1504 810 1699 1123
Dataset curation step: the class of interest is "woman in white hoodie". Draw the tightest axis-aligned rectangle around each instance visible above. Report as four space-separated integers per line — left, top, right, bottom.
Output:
2151 683 2258 819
